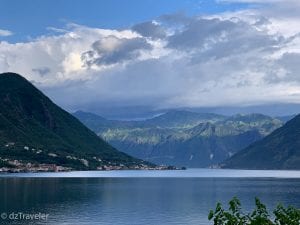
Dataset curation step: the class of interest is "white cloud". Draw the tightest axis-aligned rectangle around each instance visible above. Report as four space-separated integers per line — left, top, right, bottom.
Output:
0 29 13 37
1 2 300 113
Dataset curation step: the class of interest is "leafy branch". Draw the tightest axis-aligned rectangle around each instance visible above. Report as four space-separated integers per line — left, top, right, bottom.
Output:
208 197 300 225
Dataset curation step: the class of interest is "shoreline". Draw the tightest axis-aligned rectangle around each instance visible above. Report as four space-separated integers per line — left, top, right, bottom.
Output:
0 165 185 174
1 168 300 179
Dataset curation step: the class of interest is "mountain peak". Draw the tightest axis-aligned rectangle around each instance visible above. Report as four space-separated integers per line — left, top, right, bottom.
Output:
0 72 24 77
0 72 29 83
0 72 150 171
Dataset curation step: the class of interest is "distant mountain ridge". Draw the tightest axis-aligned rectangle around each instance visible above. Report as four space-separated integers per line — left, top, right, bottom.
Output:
145 111 226 128
222 114 300 169
74 110 284 168
0 73 151 171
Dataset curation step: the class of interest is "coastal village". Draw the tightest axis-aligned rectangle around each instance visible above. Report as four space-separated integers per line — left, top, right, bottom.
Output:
0 143 177 173
0 159 177 173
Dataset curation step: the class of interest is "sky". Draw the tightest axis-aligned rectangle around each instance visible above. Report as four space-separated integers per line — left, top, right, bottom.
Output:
1 0 300 117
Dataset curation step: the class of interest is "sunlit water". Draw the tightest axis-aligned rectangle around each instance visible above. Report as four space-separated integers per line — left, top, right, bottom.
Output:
0 169 300 225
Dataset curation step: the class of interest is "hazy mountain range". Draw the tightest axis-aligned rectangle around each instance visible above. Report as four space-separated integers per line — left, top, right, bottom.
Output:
1 72 299 171
78 105 300 121
74 110 286 168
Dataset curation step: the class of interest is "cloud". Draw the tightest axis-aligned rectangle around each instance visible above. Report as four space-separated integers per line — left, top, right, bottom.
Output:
82 36 152 66
168 18 234 50
276 53 300 82
32 67 51 77
0 29 13 37
1 2 300 113
132 21 166 39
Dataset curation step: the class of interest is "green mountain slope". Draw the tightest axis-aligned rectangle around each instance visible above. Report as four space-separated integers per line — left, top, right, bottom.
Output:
0 72 151 171
74 111 283 168
222 114 300 169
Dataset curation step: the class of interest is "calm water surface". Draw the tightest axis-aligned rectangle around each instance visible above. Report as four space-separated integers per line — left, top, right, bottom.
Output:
0 169 300 225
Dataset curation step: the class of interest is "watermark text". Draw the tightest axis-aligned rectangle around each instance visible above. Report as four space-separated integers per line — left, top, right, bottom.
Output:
1 212 49 221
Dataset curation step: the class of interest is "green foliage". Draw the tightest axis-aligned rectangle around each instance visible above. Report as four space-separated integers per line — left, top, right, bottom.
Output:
208 197 247 225
274 204 300 225
209 197 300 225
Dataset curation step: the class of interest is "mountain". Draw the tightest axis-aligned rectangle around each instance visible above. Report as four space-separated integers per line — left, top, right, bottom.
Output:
74 111 283 168
276 114 296 123
0 72 152 171
144 110 226 128
73 110 114 132
221 114 300 169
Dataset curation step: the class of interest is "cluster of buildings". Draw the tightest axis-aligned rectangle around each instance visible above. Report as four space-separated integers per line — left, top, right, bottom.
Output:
0 159 71 173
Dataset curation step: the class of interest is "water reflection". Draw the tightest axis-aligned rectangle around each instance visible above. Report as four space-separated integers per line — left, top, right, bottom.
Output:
0 178 299 225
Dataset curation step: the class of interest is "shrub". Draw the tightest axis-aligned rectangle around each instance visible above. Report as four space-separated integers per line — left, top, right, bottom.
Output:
208 197 300 225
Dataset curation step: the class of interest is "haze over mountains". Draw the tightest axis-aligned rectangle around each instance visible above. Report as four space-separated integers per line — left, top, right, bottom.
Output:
0 73 152 171
81 104 300 121
0 72 299 171
74 110 286 168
